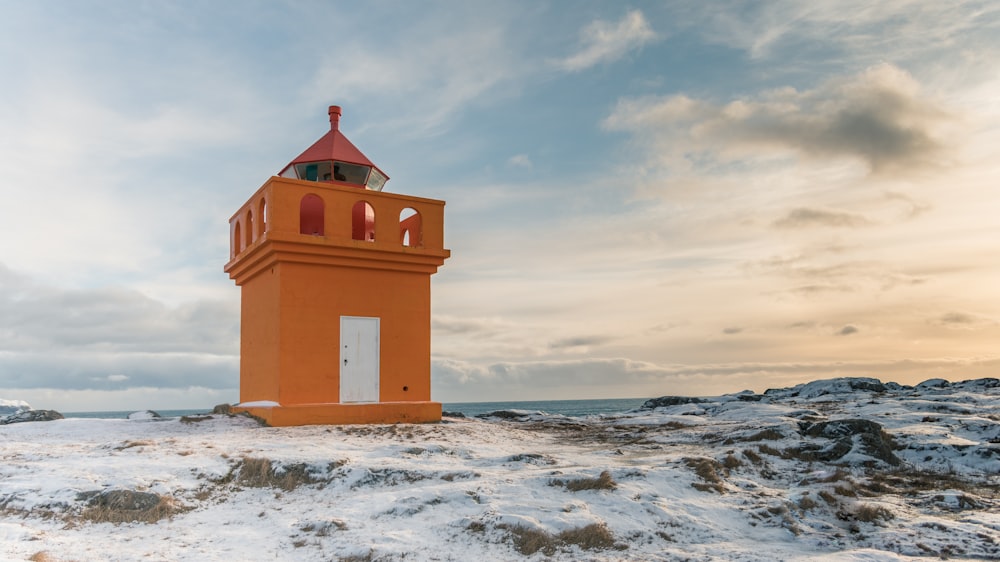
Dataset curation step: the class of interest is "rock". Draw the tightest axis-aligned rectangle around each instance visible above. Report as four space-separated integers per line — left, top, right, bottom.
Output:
86 489 162 511
442 411 466 418
916 378 950 390
798 418 901 466
0 409 64 425
127 410 162 421
476 410 529 420
212 404 233 415
641 396 705 409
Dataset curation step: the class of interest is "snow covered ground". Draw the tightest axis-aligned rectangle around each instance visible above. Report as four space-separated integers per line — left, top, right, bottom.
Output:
1 377 997 561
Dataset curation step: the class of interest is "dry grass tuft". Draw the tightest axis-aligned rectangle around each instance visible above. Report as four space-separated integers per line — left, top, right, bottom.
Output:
834 484 857 497
819 490 839 505
338 551 374 562
28 552 56 562
757 444 783 457
78 491 181 524
743 428 785 441
685 458 725 493
552 470 617 492
741 448 763 464
500 522 618 555
798 495 818 510
854 504 895 523
722 453 742 470
508 525 558 555
237 457 317 491
557 523 617 551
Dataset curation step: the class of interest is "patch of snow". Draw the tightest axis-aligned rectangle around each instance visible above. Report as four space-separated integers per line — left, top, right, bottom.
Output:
235 400 280 408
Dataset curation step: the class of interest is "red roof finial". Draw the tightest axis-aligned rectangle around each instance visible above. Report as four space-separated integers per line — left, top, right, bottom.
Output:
328 105 342 132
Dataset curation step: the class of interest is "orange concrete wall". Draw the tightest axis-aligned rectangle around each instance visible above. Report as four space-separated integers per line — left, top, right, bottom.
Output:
275 262 431 405
239 266 281 402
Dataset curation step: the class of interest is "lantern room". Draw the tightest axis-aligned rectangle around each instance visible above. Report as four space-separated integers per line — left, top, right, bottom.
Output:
277 106 389 192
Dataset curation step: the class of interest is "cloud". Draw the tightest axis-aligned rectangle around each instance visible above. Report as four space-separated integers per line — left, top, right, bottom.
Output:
507 154 533 168
837 325 859 336
603 63 955 175
722 327 743 335
772 207 872 229
307 6 527 137
557 10 657 72
0 263 238 391
549 335 613 350
933 312 996 331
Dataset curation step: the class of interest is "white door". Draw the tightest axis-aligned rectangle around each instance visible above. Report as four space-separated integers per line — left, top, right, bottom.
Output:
340 316 380 403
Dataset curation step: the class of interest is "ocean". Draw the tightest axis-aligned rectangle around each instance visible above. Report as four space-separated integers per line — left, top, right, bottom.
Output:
63 397 648 420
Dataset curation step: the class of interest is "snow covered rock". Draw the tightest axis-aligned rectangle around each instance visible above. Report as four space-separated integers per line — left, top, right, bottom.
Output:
798 418 901 466
0 398 30 418
916 378 950 390
0 409 64 425
767 377 889 399
640 396 706 409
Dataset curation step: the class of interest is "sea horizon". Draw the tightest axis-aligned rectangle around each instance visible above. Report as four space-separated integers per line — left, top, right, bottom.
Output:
62 397 649 420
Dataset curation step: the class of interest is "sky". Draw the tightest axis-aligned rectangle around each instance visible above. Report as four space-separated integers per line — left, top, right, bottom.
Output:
1 1 999 411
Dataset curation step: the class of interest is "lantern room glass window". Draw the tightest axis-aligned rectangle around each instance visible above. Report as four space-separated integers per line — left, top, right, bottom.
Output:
366 168 387 192
290 161 380 189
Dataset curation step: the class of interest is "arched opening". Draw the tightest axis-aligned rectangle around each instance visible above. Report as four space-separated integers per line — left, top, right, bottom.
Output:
233 221 243 256
300 194 325 235
352 201 375 241
399 208 421 247
246 209 254 245
257 198 267 238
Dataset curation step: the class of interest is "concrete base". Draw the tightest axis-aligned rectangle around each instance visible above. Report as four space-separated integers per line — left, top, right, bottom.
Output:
233 401 442 426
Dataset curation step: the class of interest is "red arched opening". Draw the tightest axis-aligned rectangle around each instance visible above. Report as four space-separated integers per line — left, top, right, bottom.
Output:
300 194 325 235
246 209 254 245
399 208 421 247
233 221 243 256
352 201 375 241
257 198 267 238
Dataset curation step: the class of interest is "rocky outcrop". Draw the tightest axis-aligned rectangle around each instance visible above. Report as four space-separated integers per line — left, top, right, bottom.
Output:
797 418 901 466
641 396 705 409
0 409 64 425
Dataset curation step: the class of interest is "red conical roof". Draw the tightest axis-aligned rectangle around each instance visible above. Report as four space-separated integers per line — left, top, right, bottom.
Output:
278 106 389 182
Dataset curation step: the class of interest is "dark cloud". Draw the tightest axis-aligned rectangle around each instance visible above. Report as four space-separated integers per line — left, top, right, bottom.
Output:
837 325 859 336
432 316 506 337
772 207 872 229
933 312 995 330
722 327 743 335
604 63 953 174
549 335 613 349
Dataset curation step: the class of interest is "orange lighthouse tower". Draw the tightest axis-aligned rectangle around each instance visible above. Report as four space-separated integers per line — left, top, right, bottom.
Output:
225 106 449 426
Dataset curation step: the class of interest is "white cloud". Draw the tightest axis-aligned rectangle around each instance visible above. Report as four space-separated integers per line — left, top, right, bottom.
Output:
507 154 533 168
557 10 658 72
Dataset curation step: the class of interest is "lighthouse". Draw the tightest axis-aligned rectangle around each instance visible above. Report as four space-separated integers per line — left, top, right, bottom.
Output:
224 106 449 426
